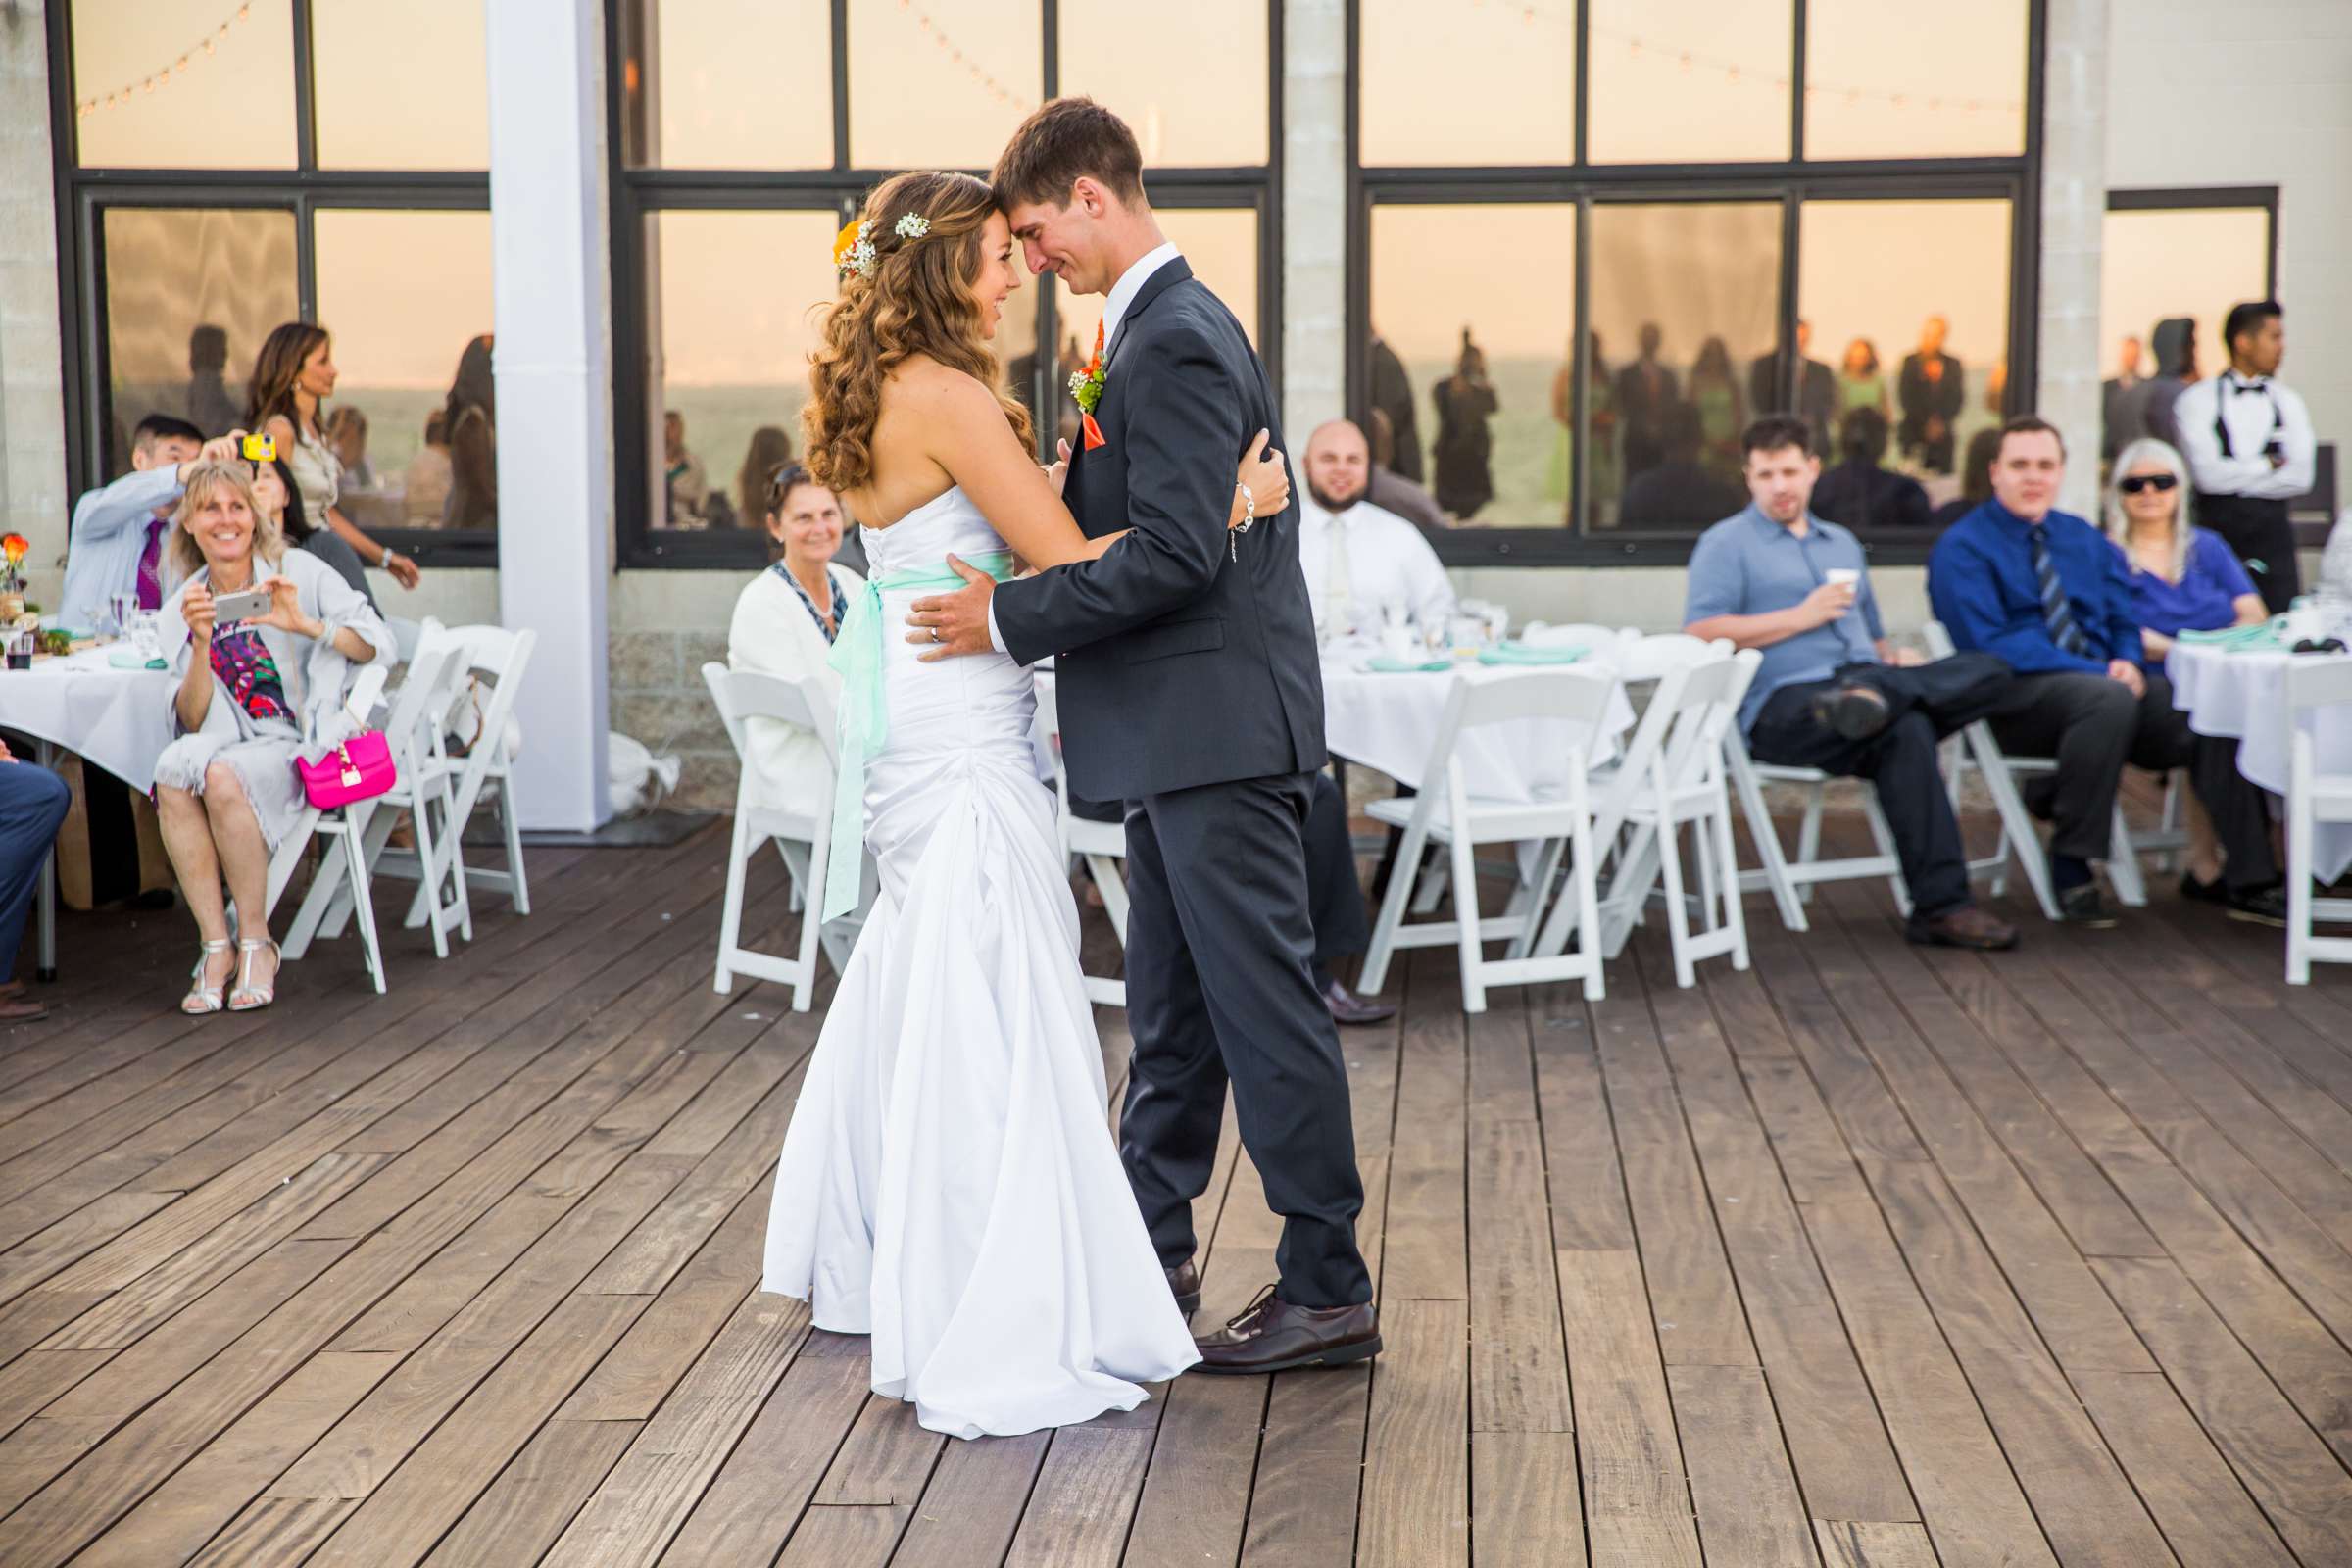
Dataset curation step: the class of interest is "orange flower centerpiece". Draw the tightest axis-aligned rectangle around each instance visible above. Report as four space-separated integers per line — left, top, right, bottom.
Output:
0 532 28 623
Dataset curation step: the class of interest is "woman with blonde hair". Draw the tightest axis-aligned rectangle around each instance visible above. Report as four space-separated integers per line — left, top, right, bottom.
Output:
151 460 393 1014
760 168 1286 1440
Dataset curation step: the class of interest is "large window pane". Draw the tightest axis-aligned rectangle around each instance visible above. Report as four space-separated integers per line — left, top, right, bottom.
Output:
2100 207 2269 449
312 0 488 169
1356 0 1572 167
619 0 834 170
315 210 496 533
645 211 841 533
1368 204 1574 530
1589 202 1779 533
1587 0 1792 165
1804 0 2026 160
1797 199 2012 529
71 0 296 169
848 0 1041 172
1061 0 1267 168
99 208 298 474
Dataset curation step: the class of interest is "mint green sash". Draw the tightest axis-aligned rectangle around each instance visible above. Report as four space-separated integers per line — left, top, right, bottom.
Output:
822 551 1017 922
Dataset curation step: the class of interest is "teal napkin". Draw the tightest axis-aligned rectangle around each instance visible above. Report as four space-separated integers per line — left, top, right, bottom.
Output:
1478 641 1588 665
108 648 167 670
1365 655 1453 673
2177 619 2287 653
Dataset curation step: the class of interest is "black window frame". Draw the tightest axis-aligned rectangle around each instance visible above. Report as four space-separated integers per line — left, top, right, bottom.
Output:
1347 0 2048 569
44 1 499 570
609 0 1285 569
2105 184 2279 295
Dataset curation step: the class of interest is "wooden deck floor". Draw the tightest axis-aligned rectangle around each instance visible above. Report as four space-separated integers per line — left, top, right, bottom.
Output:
3 823 2352 1566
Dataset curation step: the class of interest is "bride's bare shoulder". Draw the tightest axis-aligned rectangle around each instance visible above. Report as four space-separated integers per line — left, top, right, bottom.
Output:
883 354 997 416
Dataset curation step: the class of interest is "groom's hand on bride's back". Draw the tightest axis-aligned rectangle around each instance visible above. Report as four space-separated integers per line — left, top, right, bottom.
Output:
906 554 998 662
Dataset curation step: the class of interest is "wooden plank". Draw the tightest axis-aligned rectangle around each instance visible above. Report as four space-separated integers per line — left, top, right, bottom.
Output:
1530 984 1635 1250
1666 1364 1816 1568
560 1188 768 1421
2072 1370 2300 1568
1001 1419 1156 1568
1466 995 1571 1435
887 1427 1050 1567
1380 954 1467 1302
1556 1250 1701 1568
656 1333 872 1566
2092 1255 2352 1567
420 1418 642 1568
1238 1365 1373 1568
1358 1298 1471 1567
0 1191 176 1310
184 1497 358 1568
1470 1431 1585 1568
1116 1374 1266 1568
1813 1519 1939 1568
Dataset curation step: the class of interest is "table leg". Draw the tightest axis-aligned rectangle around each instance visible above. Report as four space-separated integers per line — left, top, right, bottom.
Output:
33 740 57 982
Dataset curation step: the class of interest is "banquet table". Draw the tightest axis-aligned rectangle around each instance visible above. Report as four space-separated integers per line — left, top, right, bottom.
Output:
1318 653 1636 799
0 647 177 978
2166 642 2352 883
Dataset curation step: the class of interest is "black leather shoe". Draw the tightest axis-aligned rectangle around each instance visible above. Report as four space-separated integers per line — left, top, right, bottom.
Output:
1905 905 2020 951
1193 1286 1381 1374
1165 1258 1200 1318
2179 871 2229 906
2226 883 2289 928
2058 882 2119 927
1319 977 1397 1027
1807 685 1892 742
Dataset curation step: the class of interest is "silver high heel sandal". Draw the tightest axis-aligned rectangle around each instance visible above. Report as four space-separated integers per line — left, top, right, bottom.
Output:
227 938 280 1012
182 939 234 1015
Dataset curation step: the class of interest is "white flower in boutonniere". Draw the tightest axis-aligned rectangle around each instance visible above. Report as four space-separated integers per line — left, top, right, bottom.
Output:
1069 352 1106 416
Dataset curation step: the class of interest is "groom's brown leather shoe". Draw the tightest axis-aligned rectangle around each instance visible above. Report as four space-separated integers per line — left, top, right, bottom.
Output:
1165 1259 1200 1318
1192 1286 1380 1374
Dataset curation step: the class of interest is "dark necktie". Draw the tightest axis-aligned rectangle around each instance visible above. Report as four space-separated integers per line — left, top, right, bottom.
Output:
135 516 168 611
2032 526 2089 658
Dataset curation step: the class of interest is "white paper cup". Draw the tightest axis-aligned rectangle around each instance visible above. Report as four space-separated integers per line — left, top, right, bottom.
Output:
1824 568 1860 589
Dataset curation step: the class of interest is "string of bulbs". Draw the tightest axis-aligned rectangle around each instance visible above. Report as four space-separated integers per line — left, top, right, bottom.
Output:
75 3 254 119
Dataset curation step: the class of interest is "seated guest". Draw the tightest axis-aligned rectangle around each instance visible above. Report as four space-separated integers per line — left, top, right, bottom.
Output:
60 416 238 628
1812 407 1934 530
726 463 864 815
2104 436 2272 906
1297 419 1454 639
1929 416 2283 926
1365 409 1449 532
255 454 375 609
152 461 393 1014
0 739 73 1021
1619 401 1744 531
1685 416 2018 952
1928 428 2002 531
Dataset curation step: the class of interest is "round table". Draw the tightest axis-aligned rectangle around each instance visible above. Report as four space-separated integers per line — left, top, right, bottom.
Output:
0 647 177 978
1319 654 1635 799
2165 642 2352 883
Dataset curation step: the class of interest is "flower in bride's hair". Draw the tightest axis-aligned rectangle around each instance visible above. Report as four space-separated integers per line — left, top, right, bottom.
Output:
894 213 931 241
833 219 876 282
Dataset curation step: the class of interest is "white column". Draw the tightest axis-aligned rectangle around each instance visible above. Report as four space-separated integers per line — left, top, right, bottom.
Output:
2037 0 2108 518
0 0 68 591
487 0 613 830
1281 0 1347 441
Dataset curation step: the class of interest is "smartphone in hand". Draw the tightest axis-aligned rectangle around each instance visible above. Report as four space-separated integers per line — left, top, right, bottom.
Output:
209 586 273 624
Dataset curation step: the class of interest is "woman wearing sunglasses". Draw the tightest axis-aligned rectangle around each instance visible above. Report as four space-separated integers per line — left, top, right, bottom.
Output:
2105 436 2280 915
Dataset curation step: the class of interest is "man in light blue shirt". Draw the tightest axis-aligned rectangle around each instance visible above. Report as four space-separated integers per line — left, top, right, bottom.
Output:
59 416 236 629
1685 415 2015 951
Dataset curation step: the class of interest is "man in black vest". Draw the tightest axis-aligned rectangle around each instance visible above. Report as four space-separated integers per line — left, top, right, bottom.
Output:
910 100 1378 1376
2175 300 2317 612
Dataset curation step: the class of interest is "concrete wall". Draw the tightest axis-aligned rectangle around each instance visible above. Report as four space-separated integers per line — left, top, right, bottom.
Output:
0 0 65 610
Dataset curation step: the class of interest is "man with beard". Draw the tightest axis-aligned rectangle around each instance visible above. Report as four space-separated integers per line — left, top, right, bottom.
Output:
1296 418 1455 639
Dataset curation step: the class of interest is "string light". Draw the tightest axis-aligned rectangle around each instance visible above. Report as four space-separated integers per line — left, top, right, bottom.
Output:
1462 0 2025 116
75 4 253 119
894 0 1027 111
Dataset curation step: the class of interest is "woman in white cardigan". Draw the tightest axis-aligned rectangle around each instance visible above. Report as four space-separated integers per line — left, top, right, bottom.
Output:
727 461 864 815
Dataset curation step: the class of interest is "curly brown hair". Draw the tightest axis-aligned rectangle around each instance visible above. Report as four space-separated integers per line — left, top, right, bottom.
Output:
802 171 1032 495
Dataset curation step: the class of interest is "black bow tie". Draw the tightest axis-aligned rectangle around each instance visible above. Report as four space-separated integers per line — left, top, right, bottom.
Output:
2230 379 2270 395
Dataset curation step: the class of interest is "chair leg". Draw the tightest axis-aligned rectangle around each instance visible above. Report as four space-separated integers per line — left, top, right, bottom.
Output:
441 784 474 942
1860 790 1913 918
1507 839 1565 961
1570 809 1605 1002
1359 822 1427 996
2287 779 2312 986
1795 786 1825 906
2106 800 2149 906
501 789 531 915
1089 854 1131 945
794 827 828 1013
1409 846 1449 916
712 808 755 995
1451 827 1487 1014
1973 730 2060 920
1659 818 1696 990
1729 747 1806 933
342 824 387 994
1712 792 1749 972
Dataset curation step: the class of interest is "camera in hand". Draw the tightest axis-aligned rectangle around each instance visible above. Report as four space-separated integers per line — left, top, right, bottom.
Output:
240 432 276 463
209 586 273 624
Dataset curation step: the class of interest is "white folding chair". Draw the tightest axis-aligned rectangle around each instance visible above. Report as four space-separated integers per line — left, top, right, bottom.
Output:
288 623 475 959
1584 648 1757 986
2286 657 2352 984
262 661 407 994
383 615 423 664
1038 681 1129 1008
1358 669 1617 1012
402 623 536 923
1725 739 1912 932
702 662 858 1011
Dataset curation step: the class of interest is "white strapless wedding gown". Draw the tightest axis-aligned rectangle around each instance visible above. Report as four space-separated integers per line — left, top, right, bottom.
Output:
760 487 1200 1440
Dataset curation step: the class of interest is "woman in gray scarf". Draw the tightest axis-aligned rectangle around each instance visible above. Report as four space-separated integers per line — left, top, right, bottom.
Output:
151 459 394 1014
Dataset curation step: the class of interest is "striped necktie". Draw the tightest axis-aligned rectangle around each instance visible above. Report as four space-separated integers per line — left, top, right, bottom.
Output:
2031 526 2090 657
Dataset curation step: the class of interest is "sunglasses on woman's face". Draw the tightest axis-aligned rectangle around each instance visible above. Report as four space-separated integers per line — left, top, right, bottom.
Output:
2118 473 2180 495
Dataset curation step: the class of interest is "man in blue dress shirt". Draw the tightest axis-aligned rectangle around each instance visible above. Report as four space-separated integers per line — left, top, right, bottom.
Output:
1929 416 2282 926
1686 416 2017 951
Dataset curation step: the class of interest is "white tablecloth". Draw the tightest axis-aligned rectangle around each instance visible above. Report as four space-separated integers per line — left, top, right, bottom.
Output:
0 648 176 789
2167 643 2352 883
1321 656 1635 801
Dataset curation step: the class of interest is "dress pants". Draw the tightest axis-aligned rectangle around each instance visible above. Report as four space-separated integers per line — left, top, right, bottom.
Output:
1983 670 2278 891
1118 772 1373 1310
0 761 73 976
2197 493 2300 613
1744 654 2009 921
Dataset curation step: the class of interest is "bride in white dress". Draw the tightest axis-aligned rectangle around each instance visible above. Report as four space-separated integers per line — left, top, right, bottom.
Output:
760 171 1291 1440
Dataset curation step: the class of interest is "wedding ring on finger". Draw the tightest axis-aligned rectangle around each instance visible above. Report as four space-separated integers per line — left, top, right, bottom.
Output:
931 626 944 643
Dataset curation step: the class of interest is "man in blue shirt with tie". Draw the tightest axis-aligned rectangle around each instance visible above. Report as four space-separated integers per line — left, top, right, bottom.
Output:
1687 416 2016 951
1930 416 2283 925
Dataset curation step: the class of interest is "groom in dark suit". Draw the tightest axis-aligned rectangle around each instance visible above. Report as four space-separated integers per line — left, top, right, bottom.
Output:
907 99 1379 1374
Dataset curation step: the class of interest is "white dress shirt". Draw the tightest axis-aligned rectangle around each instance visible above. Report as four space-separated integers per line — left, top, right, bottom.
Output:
989 243 1187 658
60 466 185 628
2173 370 2317 500
1298 497 1456 637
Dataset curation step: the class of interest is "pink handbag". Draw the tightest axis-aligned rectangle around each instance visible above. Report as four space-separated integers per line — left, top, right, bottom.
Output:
297 730 396 808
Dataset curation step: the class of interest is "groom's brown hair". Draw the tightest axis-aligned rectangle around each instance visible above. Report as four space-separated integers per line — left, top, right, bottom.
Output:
991 98 1146 209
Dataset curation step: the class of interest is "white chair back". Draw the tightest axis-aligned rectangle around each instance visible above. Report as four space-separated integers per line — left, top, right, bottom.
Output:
384 614 423 663
704 663 842 770
1618 632 1723 684
2285 655 2352 984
